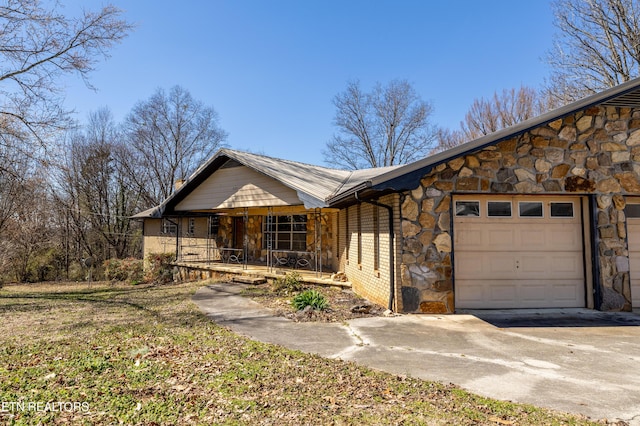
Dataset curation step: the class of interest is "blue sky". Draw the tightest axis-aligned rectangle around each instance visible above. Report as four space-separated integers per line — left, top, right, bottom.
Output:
63 1 556 166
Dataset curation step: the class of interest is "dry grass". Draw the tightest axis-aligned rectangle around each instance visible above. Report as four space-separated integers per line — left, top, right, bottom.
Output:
0 281 604 425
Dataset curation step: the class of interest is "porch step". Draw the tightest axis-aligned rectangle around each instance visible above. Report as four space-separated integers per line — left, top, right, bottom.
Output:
232 276 267 285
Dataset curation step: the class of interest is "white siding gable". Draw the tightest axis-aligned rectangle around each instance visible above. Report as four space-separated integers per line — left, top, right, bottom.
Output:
175 165 302 210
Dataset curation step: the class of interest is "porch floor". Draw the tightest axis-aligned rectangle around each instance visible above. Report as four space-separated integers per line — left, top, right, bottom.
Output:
173 261 351 288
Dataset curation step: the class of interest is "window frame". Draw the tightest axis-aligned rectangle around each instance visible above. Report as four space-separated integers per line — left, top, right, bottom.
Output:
161 218 177 235
625 203 640 218
487 201 512 218
455 200 481 217
550 202 575 218
263 214 307 251
518 201 544 218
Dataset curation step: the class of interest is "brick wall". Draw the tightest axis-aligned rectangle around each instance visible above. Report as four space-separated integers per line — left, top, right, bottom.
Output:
341 193 402 310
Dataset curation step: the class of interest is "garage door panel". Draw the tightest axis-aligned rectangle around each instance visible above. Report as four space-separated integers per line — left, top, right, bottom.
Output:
490 284 517 302
552 281 585 302
550 255 583 274
518 254 582 276
456 228 483 247
454 196 585 309
456 280 584 309
625 214 640 306
487 228 516 246
520 284 546 302
519 255 547 274
520 229 546 247
521 227 582 251
488 255 517 274
455 251 517 279
629 254 640 279
549 227 582 248
455 281 485 306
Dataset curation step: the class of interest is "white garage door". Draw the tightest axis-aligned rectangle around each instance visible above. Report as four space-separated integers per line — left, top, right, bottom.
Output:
625 202 640 307
454 196 585 309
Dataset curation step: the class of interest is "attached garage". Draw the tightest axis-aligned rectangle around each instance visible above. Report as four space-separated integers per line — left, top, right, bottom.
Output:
327 78 640 313
625 200 640 307
453 195 588 309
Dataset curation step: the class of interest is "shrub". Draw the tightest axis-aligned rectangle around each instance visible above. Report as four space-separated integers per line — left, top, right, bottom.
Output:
104 258 144 284
272 271 303 293
145 252 176 284
291 289 328 311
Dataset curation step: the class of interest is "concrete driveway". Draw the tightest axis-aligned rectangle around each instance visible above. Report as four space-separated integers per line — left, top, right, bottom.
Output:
193 284 640 425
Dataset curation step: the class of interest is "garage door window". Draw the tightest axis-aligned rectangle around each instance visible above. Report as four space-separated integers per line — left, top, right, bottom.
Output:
625 204 640 218
456 201 480 217
488 201 512 217
550 202 574 217
519 201 543 217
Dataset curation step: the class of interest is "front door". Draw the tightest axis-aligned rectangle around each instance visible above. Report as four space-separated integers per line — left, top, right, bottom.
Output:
233 216 245 250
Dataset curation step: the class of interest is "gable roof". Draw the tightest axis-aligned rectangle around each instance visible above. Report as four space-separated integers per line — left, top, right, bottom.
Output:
327 76 640 207
133 148 401 218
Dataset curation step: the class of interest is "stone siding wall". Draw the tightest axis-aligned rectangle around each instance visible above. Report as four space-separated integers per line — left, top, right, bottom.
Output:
306 211 335 270
401 106 640 313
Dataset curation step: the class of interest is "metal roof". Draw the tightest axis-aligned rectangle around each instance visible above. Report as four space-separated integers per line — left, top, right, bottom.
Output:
328 76 640 206
133 148 401 217
134 77 640 218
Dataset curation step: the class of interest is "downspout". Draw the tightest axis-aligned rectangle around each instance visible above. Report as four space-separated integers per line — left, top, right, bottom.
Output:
354 191 395 312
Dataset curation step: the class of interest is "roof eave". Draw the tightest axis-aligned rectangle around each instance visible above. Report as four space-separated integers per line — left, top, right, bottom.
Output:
330 76 640 204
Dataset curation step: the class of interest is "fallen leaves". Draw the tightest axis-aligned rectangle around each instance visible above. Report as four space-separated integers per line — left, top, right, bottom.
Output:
0 281 604 425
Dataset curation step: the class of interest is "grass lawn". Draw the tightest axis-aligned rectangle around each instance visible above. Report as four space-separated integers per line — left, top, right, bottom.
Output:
0 281 603 425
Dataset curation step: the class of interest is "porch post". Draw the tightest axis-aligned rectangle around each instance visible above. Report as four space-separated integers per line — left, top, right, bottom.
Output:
243 207 248 270
267 207 273 272
316 209 322 277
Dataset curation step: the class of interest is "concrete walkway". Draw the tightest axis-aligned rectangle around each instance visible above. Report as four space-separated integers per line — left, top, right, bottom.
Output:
193 283 640 425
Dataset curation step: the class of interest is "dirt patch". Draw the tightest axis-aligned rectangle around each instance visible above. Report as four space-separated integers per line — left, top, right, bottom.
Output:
242 283 387 322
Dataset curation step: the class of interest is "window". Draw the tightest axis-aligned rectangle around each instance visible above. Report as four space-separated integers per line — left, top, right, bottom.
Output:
625 204 640 218
162 219 177 235
455 201 480 217
519 202 543 217
263 215 307 251
550 202 574 217
209 215 219 237
488 201 511 217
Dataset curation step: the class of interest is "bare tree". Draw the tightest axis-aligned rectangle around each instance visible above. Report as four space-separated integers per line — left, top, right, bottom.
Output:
0 143 30 233
463 86 556 139
434 86 561 152
56 108 142 263
546 0 640 101
0 1 132 151
123 86 228 206
324 80 437 170
432 128 468 154
0 176 58 282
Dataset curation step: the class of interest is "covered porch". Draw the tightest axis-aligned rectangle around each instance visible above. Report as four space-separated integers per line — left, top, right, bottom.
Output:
172 205 338 278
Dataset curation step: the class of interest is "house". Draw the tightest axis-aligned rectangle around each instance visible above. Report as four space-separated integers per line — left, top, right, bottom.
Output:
133 149 402 306
137 77 640 313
